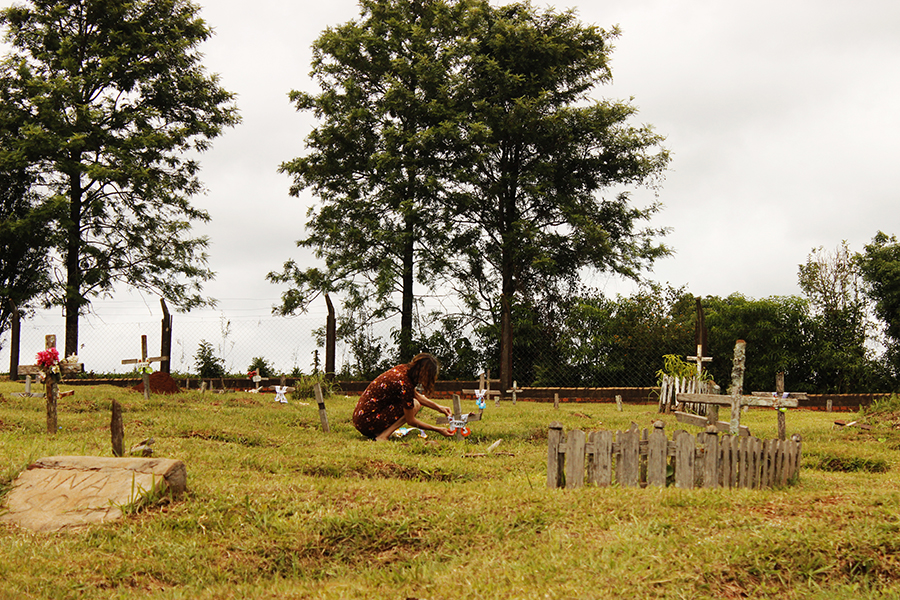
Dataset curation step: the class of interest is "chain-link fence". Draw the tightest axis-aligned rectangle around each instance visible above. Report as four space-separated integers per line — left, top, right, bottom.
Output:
1 313 326 378
3 301 895 394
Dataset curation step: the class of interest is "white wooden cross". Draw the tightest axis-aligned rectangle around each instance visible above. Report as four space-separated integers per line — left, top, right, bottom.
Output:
506 380 520 405
677 340 806 435
121 334 168 401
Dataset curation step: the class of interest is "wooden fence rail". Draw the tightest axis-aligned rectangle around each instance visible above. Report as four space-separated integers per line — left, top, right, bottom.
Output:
547 421 802 490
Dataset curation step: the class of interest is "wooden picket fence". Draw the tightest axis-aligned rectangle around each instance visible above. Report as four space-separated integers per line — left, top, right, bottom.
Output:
547 421 802 490
658 374 716 414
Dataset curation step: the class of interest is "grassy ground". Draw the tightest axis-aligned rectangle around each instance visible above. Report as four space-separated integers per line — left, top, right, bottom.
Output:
1 380 900 599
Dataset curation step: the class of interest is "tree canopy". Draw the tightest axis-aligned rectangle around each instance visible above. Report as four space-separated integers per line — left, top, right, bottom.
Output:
0 0 239 355
272 0 467 362
276 0 670 381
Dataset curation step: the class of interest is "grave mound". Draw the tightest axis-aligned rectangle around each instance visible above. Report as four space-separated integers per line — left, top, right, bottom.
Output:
131 371 181 395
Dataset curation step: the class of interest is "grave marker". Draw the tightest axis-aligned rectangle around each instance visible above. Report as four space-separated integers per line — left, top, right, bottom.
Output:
462 371 500 406
678 340 806 435
121 335 168 401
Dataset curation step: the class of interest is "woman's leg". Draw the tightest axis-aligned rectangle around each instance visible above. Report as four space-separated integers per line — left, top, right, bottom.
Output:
374 399 422 441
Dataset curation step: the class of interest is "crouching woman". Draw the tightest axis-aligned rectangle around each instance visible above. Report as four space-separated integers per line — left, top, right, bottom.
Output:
352 353 454 441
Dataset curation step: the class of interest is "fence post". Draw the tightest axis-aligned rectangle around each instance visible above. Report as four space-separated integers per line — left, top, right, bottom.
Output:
702 425 718 488
547 422 564 488
565 429 586 489
674 430 695 489
314 382 330 433
647 421 667 487
160 299 172 374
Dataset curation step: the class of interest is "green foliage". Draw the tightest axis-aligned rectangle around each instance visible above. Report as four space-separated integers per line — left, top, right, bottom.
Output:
274 0 669 376
0 0 239 353
247 357 275 378
291 373 339 401
411 315 481 380
194 339 226 379
858 232 900 380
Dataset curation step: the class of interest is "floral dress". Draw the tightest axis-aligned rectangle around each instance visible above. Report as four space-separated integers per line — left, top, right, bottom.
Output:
352 364 415 438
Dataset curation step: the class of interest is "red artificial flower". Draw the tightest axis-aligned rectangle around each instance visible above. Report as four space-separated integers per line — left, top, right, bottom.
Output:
36 348 60 368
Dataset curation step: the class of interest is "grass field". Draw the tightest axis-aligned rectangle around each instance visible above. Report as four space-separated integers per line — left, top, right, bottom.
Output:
1 380 900 599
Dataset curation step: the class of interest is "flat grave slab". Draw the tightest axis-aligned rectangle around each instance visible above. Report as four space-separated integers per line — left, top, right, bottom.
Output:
0 456 186 533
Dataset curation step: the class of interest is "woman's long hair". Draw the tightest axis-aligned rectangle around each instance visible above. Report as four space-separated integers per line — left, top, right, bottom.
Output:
407 353 439 394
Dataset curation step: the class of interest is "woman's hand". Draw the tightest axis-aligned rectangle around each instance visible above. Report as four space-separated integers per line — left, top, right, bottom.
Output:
438 404 452 417
437 427 455 437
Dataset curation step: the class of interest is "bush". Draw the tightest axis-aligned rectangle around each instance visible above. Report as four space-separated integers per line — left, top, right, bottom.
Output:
247 356 275 378
195 340 226 378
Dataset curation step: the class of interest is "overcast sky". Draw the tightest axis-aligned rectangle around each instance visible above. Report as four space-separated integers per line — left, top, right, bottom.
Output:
190 0 900 313
4 0 900 367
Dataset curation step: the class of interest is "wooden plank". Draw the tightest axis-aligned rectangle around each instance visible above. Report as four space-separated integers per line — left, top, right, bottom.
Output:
314 383 330 433
763 439 775 488
738 436 750 489
777 439 788 487
617 429 640 487
565 429 586 489
589 430 613 486
674 411 751 436
749 391 808 400
436 413 482 424
647 424 668 487
674 430 695 489
547 423 564 488
678 393 798 409
702 429 718 489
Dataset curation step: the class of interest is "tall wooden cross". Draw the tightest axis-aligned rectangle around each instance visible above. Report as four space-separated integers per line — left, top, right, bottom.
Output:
677 340 806 435
121 335 168 401
686 297 712 378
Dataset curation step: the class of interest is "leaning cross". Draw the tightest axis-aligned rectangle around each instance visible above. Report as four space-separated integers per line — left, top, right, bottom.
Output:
677 340 806 435
121 335 167 401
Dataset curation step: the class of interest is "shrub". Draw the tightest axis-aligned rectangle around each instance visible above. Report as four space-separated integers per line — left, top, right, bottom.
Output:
194 340 226 378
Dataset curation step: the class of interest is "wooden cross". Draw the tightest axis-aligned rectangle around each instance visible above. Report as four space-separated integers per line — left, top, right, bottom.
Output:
14 335 81 433
436 393 482 440
462 371 500 406
686 297 713 377
121 335 168 401
506 380 520 405
677 340 806 435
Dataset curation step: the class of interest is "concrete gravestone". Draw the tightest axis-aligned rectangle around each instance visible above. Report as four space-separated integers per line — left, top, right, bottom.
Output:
0 456 186 533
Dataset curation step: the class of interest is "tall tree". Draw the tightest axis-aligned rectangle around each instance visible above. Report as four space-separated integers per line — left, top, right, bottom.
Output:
0 0 239 356
0 163 52 336
858 231 900 377
449 3 670 389
272 0 466 362
798 243 872 392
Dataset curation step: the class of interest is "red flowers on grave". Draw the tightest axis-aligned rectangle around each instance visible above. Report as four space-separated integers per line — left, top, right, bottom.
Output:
36 348 61 382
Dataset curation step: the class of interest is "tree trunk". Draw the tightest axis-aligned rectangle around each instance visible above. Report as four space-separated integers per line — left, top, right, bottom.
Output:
399 216 415 363
64 170 83 357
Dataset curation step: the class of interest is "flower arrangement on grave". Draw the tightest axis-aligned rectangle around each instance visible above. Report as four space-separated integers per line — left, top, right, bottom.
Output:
35 348 61 383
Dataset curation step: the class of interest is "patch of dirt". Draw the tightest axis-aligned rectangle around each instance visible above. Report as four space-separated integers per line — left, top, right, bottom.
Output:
131 371 181 395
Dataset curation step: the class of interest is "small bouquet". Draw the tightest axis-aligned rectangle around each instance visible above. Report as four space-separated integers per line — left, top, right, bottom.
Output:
36 347 61 383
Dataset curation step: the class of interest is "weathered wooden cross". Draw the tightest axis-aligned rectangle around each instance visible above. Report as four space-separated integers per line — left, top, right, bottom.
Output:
436 393 483 441
462 371 500 406
687 297 713 378
121 335 168 401
677 340 806 436
15 335 82 433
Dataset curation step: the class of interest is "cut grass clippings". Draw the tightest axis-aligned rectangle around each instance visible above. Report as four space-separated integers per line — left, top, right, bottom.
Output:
2 382 900 599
